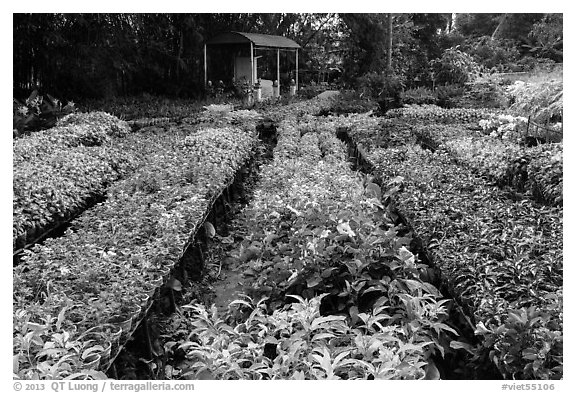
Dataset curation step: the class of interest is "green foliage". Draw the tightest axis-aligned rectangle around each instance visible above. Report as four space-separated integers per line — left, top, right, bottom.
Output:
13 90 76 135
431 47 480 86
178 292 445 379
387 104 496 123
357 72 405 111
475 302 563 379
83 95 206 121
462 75 509 108
345 113 562 379
13 113 136 250
13 307 109 380
168 113 456 380
401 87 437 106
433 84 466 108
439 133 562 206
526 14 563 62
14 117 259 379
318 90 379 115
465 36 521 72
526 144 563 206
507 79 563 124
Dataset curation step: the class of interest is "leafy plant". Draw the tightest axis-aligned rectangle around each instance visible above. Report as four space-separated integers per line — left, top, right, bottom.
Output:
431 48 480 86
475 302 563 379
506 79 562 124
344 113 562 379
433 84 466 108
14 115 259 379
387 104 497 123
462 75 508 108
357 72 405 111
401 87 437 106
13 90 76 135
318 90 378 115
466 36 521 72
177 293 445 380
164 114 461 380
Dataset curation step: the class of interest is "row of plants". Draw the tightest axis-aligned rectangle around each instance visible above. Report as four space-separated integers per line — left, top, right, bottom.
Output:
404 122 563 206
401 77 508 110
342 117 562 379
387 104 500 123
13 112 137 250
81 95 206 121
166 115 462 380
336 114 563 207
439 136 563 206
13 123 259 379
13 104 260 251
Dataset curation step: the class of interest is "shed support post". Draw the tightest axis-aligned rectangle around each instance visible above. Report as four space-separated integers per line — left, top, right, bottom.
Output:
295 49 299 91
204 44 207 88
250 42 254 85
277 49 280 96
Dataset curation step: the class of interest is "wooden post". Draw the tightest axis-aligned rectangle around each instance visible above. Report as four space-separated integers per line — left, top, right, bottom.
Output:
250 43 254 85
295 49 299 91
277 49 281 95
204 44 207 88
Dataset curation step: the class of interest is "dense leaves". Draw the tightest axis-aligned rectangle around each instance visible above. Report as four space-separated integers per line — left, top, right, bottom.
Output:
171 114 456 380
345 115 562 379
507 79 563 123
13 118 258 379
387 104 499 123
13 113 136 250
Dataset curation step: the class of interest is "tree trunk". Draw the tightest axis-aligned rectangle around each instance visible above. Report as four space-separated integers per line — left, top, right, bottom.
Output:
386 13 393 74
491 13 508 40
176 28 184 82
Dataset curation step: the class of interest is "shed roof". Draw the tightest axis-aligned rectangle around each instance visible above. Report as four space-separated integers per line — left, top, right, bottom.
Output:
206 31 301 49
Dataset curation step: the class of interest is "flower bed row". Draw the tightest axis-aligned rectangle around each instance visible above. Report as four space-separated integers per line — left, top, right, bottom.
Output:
171 116 460 380
343 117 562 379
13 124 258 380
407 123 563 206
13 112 137 250
387 104 501 123
440 137 563 206
335 116 563 207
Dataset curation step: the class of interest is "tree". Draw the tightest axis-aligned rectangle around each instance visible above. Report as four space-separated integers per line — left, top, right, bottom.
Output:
527 14 563 61
386 14 393 73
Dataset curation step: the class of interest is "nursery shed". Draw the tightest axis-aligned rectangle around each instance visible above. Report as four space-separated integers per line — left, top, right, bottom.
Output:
204 31 301 96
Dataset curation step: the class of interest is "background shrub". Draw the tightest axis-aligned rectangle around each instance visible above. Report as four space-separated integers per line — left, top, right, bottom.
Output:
434 84 466 108
357 72 405 112
432 47 480 86
401 87 437 106
466 36 521 72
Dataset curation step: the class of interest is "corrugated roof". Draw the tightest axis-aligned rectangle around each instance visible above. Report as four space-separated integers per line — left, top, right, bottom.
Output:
206 31 301 49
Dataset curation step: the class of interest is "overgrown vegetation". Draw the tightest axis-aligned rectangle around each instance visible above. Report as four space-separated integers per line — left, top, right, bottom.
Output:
12 12 562 382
